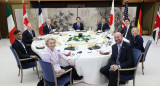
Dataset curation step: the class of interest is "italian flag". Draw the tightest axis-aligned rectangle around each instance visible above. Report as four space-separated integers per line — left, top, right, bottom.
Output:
6 2 16 44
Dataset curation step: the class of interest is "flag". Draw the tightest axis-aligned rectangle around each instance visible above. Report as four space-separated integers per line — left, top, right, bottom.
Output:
38 1 44 35
153 6 160 44
137 0 144 36
122 0 128 29
109 0 114 32
6 2 16 44
23 1 29 30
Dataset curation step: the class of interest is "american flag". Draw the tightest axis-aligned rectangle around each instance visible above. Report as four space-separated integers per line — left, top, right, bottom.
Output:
122 0 128 29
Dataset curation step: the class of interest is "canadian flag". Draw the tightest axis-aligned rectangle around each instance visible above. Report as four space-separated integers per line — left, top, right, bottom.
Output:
38 1 44 35
109 0 114 32
23 1 29 30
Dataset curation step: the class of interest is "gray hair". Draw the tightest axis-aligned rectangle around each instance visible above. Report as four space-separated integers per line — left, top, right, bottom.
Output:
45 37 56 46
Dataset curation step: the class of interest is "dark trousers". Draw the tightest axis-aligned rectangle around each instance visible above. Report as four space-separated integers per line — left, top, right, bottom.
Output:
100 64 118 86
61 66 80 86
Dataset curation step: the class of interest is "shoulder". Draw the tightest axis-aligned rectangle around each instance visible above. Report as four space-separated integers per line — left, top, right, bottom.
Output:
23 30 27 34
73 23 76 25
123 41 132 48
43 25 47 28
105 23 109 25
80 23 83 25
12 40 19 48
112 43 117 48
137 35 143 41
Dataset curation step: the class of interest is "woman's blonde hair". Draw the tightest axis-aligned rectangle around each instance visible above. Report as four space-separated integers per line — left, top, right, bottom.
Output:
45 36 56 46
131 27 139 35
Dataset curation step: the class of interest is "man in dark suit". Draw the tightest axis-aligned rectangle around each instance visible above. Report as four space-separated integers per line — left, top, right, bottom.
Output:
100 32 134 86
43 19 54 35
97 17 110 32
73 17 84 30
121 18 133 40
12 30 38 66
22 23 36 47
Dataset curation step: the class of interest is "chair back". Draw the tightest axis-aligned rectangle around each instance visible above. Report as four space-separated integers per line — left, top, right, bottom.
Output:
38 58 56 82
143 40 152 61
10 46 20 67
133 48 142 67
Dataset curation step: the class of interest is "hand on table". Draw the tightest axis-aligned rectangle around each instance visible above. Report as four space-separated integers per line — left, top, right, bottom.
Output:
33 37 37 41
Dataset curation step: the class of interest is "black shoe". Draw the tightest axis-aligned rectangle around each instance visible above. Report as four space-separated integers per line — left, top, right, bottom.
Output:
74 76 83 80
119 81 126 84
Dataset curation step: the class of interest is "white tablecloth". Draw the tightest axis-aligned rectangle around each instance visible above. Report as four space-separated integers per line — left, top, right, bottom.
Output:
31 31 128 84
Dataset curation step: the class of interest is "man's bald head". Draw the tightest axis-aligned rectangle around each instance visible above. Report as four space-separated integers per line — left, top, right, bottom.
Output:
46 19 51 25
27 23 32 31
114 32 123 44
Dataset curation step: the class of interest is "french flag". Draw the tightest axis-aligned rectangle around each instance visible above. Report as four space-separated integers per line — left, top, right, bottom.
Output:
38 1 44 35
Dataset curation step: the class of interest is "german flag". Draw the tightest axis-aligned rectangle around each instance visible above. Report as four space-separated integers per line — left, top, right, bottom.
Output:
137 0 144 36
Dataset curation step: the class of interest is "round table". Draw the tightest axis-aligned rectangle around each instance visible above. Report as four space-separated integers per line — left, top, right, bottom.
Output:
31 31 128 84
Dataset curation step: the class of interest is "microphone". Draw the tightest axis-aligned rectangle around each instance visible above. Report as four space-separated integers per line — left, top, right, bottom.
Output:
64 44 75 51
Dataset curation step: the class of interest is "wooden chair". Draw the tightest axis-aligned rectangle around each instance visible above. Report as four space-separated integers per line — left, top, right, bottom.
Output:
117 49 142 86
141 40 152 75
38 58 72 86
10 46 39 83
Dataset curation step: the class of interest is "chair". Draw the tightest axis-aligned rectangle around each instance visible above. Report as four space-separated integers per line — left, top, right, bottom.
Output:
38 58 72 86
10 46 39 83
117 49 142 86
141 40 152 75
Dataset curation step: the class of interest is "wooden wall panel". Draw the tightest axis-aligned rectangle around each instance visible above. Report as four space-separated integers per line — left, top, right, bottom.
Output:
0 4 8 38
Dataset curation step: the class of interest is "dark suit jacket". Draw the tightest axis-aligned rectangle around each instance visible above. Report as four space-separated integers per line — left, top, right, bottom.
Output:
22 30 36 45
97 23 110 32
43 24 54 35
12 39 31 59
110 41 134 73
130 35 145 52
121 25 133 40
73 23 84 30
12 39 35 66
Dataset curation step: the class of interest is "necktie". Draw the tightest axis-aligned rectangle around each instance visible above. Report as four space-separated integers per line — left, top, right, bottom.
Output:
101 24 103 31
116 45 121 65
125 27 129 38
30 31 33 37
78 24 80 30
20 41 27 53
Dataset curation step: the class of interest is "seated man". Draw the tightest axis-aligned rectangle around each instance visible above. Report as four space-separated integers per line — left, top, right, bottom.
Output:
120 18 133 40
43 19 54 35
22 23 37 50
97 17 110 32
100 32 134 86
12 30 38 66
73 17 84 30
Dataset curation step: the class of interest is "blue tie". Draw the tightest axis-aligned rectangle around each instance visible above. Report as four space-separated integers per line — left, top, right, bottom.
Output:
116 45 121 65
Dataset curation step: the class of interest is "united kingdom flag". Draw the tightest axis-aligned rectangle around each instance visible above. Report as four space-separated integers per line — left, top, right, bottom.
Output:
153 6 160 44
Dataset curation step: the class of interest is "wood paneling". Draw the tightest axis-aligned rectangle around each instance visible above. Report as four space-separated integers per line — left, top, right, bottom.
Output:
0 4 8 38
